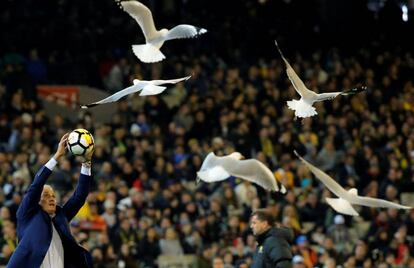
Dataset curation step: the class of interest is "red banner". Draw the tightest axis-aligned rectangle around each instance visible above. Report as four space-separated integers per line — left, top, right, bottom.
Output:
37 85 80 108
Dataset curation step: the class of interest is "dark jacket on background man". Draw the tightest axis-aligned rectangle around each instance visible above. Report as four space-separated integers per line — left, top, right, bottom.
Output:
251 227 294 268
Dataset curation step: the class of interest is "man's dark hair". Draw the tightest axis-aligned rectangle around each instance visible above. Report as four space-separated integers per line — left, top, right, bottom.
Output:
251 208 274 226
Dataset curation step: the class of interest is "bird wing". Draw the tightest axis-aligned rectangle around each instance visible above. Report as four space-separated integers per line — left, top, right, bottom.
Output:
350 195 412 210
220 157 284 192
294 151 348 197
340 86 367 96
151 76 191 86
139 76 190 95
81 82 146 108
315 92 342 102
120 1 158 40
197 152 285 192
274 41 316 100
164 25 207 41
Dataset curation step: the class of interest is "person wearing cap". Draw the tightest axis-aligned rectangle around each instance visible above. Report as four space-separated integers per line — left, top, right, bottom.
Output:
295 235 317 268
7 134 94 268
250 208 294 268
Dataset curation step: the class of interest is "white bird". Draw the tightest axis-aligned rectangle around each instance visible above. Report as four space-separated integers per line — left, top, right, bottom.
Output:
81 76 190 108
294 151 412 216
197 152 287 193
275 41 366 118
116 0 207 63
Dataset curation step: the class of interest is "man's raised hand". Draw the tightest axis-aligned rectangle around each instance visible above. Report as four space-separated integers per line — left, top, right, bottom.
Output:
54 133 69 160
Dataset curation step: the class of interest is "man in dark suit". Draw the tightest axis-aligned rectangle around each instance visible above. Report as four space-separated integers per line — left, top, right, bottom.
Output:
250 209 294 268
7 133 94 268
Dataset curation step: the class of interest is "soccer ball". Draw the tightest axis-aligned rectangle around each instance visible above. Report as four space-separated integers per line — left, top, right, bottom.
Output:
67 129 94 156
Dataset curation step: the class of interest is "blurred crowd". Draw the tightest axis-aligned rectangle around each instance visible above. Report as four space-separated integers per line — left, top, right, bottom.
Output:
2 42 414 267
2 0 414 268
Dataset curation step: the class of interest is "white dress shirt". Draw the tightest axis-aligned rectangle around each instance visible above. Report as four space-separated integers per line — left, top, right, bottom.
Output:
40 221 64 268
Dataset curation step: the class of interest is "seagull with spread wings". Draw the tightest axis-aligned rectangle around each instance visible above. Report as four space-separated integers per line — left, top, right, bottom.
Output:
294 151 412 216
275 41 366 118
81 76 191 108
115 0 207 63
197 152 287 193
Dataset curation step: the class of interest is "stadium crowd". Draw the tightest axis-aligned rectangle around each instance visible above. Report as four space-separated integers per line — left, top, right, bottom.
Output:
1 0 414 268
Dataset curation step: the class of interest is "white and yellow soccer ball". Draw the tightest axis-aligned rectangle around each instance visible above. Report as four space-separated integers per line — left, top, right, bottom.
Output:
67 129 94 156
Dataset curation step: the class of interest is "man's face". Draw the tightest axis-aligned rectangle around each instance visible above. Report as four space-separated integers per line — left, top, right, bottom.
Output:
40 185 56 215
250 215 269 236
212 257 224 268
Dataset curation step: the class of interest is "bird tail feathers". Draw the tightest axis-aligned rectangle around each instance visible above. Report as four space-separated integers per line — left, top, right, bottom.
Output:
326 197 359 216
132 44 165 63
196 171 210 182
287 99 317 118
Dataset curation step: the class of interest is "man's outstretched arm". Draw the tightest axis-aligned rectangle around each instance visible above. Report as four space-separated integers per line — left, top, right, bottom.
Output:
63 161 92 221
63 147 94 221
16 133 69 220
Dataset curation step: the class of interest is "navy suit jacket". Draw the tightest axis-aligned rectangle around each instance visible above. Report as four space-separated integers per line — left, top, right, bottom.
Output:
7 165 93 268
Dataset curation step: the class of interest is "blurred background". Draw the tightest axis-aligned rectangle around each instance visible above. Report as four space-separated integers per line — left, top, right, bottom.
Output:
1 0 414 267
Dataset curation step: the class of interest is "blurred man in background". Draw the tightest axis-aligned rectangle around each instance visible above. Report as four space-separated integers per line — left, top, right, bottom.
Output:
250 208 294 268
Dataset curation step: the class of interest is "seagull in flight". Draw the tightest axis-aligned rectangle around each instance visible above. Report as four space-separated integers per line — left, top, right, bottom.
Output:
294 151 412 216
197 152 287 193
115 0 207 63
81 76 190 108
275 41 366 118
